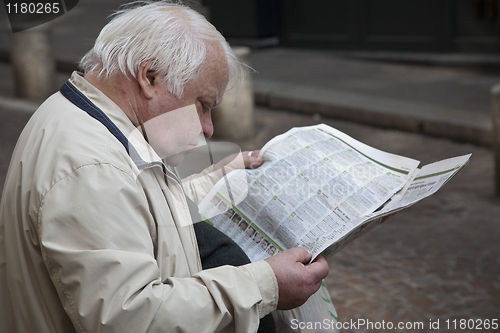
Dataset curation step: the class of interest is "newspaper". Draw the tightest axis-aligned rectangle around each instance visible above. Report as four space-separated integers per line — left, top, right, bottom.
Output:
198 124 470 262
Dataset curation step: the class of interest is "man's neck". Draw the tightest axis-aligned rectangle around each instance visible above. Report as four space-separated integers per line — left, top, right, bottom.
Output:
83 71 143 127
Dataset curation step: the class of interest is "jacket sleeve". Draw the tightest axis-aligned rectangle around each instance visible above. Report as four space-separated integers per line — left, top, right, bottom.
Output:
37 163 278 333
182 165 223 204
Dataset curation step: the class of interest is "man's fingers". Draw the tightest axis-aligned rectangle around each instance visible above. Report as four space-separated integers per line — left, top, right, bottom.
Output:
311 253 327 265
247 150 261 158
307 254 329 280
248 157 263 169
289 246 313 264
266 248 330 310
243 150 263 169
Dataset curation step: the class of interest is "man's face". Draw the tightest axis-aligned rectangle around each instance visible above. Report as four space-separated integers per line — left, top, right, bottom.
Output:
141 44 229 166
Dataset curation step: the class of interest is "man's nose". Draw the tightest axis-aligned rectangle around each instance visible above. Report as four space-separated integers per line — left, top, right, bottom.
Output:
201 113 214 138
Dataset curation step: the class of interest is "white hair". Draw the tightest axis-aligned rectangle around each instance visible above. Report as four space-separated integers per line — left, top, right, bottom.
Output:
79 0 243 98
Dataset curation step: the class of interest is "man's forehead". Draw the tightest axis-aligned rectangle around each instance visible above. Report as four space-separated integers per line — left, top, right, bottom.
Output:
203 42 229 74
193 64 228 98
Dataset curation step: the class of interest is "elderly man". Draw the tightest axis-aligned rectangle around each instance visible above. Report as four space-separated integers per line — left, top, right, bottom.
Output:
0 1 328 332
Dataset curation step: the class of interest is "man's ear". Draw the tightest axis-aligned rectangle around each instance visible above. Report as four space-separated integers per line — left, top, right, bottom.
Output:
137 62 156 100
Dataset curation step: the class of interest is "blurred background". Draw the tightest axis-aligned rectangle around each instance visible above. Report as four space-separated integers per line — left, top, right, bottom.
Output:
0 1 499 332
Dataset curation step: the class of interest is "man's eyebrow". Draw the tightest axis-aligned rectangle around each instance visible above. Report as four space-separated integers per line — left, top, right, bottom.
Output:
204 94 216 100
200 93 218 106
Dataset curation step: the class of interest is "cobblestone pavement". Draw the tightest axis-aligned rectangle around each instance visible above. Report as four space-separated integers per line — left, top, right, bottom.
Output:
1 68 499 332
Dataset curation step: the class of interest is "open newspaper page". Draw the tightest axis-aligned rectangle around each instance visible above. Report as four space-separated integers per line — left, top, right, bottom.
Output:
309 154 471 260
199 124 424 262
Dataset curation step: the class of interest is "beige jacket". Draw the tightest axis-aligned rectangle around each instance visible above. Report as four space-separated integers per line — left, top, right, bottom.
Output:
0 72 278 333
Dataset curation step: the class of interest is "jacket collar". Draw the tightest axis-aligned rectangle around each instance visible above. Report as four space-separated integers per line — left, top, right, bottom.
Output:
63 71 166 172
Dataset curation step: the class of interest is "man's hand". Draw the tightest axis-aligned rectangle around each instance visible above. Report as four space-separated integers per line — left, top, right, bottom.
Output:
214 150 263 177
242 150 263 169
265 247 329 310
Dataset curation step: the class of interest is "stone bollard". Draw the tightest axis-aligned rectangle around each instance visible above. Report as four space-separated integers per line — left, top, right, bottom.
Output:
212 46 254 141
10 24 56 102
492 83 500 197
